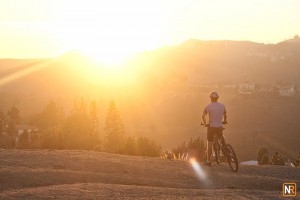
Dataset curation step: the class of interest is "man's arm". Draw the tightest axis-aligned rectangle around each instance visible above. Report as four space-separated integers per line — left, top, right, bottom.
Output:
202 112 207 125
223 111 227 124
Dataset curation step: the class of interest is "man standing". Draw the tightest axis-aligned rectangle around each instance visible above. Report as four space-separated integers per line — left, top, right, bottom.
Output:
202 91 227 166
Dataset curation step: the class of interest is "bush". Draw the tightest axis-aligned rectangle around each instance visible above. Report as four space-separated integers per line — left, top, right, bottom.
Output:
41 127 64 149
0 133 14 148
118 136 161 157
122 137 138 155
93 143 103 152
136 137 161 157
172 137 206 161
257 146 269 165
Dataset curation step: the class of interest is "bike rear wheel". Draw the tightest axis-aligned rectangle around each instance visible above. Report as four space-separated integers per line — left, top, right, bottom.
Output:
225 144 238 172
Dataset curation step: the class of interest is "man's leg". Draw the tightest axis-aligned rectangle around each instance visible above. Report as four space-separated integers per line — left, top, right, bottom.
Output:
204 127 214 166
207 141 213 162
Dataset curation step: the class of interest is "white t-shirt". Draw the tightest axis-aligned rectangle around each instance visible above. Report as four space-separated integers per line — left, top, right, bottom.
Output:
203 102 226 128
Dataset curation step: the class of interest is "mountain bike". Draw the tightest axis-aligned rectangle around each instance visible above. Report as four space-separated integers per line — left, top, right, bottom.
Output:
201 122 239 172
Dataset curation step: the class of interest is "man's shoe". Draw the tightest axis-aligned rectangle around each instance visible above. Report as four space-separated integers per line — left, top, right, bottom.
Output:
203 161 212 167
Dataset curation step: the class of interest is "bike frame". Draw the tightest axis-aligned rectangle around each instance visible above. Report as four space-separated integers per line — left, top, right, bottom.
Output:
213 130 226 161
201 122 239 172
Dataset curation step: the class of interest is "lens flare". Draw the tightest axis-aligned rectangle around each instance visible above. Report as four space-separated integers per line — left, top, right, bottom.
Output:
189 158 215 188
190 158 207 181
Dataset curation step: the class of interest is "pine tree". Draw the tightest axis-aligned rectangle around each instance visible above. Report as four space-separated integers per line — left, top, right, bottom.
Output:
0 110 5 134
72 98 86 114
33 100 64 129
7 106 21 137
63 110 91 149
103 100 125 153
90 101 98 136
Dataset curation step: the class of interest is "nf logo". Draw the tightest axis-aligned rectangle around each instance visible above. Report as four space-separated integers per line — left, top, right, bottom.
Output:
283 183 296 197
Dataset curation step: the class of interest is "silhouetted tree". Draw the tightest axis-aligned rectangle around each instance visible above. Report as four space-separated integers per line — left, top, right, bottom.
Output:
0 110 5 134
60 98 100 149
90 101 99 136
7 106 21 137
42 126 63 149
103 100 125 153
73 98 86 114
31 100 64 129
8 106 21 124
63 112 89 148
29 101 65 149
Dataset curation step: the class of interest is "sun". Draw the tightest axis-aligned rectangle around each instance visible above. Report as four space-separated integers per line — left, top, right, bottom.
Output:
52 0 166 66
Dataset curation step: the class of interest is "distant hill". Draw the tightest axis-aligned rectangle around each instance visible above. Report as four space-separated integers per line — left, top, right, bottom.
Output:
132 36 300 85
1 37 300 93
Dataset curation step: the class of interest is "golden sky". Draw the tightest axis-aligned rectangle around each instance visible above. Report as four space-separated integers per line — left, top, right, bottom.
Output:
0 0 299 61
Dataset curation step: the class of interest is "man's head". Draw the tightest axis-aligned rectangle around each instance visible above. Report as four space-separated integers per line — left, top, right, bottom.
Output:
210 91 219 102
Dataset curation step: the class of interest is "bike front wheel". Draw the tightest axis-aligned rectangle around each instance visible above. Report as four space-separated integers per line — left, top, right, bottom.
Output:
225 144 239 172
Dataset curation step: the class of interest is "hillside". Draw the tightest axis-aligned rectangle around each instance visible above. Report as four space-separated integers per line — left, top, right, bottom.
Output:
132 36 300 85
0 38 300 161
0 150 299 199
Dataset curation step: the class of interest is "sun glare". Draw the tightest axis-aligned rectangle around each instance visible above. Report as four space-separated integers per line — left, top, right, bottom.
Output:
52 0 166 66
190 158 207 181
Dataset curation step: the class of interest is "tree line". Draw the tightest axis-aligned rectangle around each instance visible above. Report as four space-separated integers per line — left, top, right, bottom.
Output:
0 99 161 157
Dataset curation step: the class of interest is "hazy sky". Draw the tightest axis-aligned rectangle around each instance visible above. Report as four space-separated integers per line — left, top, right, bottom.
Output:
0 0 299 59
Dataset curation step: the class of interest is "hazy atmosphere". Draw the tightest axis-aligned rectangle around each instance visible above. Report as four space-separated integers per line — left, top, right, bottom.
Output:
1 0 300 59
0 0 299 199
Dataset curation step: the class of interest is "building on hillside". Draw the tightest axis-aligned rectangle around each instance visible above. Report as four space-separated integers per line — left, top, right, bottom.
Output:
223 84 237 89
15 124 39 147
238 83 255 95
16 124 39 135
257 85 276 95
278 85 295 97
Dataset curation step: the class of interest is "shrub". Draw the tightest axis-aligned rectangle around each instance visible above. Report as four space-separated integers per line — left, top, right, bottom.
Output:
257 146 269 165
136 136 161 157
118 136 161 157
172 137 206 161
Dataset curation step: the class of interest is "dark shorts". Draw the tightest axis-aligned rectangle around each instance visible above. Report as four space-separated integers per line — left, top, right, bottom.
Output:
207 127 223 142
